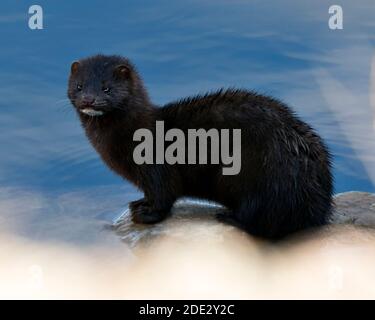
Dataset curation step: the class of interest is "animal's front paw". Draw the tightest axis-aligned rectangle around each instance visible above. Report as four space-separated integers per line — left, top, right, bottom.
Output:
131 204 168 224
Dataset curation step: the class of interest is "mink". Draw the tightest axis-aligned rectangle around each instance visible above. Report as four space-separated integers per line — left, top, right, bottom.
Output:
67 54 333 239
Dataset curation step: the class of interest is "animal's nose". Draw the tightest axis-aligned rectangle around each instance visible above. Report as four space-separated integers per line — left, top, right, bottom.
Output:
81 95 95 107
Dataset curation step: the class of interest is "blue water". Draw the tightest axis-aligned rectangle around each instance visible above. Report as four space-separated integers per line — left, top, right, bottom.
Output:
1 0 375 244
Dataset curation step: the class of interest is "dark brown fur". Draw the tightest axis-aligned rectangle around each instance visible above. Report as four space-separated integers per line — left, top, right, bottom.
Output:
68 55 333 239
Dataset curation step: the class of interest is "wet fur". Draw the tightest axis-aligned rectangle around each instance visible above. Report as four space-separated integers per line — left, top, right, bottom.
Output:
68 55 333 239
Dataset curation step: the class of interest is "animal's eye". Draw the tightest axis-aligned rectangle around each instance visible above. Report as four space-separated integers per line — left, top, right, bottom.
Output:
103 87 111 94
77 84 82 91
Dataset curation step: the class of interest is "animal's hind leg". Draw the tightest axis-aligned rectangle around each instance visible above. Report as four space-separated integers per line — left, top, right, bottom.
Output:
215 211 245 230
216 197 263 236
217 198 291 239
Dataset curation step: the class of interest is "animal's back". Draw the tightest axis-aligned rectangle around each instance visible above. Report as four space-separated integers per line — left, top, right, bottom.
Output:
158 88 333 238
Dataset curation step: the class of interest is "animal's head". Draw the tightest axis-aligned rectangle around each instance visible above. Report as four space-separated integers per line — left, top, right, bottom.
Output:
67 55 145 117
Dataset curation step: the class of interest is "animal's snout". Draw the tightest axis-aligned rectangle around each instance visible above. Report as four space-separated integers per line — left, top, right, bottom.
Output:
80 95 96 108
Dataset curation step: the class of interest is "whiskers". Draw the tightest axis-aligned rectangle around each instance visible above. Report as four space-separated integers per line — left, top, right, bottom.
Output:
92 101 108 108
54 97 127 124
93 100 127 114
55 98 75 116
54 98 71 105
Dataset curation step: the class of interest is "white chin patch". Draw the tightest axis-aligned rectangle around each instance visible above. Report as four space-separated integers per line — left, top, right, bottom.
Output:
80 108 104 116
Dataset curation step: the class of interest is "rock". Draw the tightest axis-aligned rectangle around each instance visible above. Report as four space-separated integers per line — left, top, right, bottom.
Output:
108 192 375 299
332 191 375 227
113 192 375 246
112 199 235 247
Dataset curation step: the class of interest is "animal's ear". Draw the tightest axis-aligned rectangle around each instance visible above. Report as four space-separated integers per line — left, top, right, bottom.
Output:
70 61 80 75
114 64 130 80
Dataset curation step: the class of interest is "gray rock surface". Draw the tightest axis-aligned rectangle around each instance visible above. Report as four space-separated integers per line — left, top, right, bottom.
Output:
332 192 375 227
113 192 375 246
112 199 231 247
